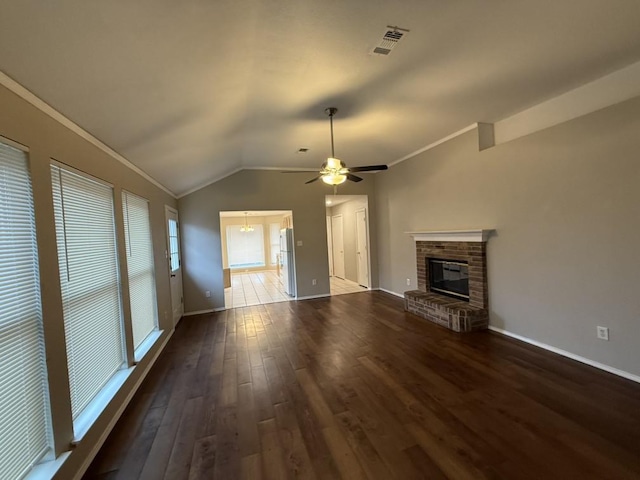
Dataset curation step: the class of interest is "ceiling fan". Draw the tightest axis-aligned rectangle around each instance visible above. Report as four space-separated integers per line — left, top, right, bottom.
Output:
284 107 388 186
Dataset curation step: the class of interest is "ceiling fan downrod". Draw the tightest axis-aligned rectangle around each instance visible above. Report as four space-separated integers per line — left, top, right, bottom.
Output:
325 107 338 158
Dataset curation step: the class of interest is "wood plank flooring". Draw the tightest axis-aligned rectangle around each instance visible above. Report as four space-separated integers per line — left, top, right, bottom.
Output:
83 292 640 479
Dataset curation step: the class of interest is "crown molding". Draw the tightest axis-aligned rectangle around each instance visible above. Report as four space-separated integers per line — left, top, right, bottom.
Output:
177 167 244 199
0 70 176 198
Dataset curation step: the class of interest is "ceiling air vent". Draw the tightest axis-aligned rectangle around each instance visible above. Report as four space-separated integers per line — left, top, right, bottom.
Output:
371 26 409 56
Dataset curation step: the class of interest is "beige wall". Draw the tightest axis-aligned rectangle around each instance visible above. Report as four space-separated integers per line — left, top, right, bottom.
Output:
328 196 369 283
219 214 286 269
0 83 177 479
374 95 640 377
178 170 378 312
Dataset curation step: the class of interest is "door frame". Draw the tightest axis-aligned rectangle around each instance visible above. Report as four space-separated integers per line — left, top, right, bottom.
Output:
331 214 345 279
326 215 334 277
355 207 371 288
165 205 183 326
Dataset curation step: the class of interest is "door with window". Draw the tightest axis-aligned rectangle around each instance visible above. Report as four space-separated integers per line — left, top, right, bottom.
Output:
165 206 183 326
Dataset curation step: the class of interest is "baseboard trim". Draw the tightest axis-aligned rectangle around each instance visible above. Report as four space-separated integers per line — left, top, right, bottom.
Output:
296 293 331 301
73 328 175 480
183 307 225 316
376 287 405 299
488 326 640 384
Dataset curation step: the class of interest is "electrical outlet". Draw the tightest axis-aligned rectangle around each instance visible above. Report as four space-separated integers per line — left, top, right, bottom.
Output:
312 279 317 286
205 290 211 298
596 326 609 341
406 278 411 286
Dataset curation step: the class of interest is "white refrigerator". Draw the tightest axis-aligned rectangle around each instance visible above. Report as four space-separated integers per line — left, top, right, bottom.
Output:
280 228 296 296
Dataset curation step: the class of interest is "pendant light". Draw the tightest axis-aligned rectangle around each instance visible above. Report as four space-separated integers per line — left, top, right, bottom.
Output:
240 212 254 232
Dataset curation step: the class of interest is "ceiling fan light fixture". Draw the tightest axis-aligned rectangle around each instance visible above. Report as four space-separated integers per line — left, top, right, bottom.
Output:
325 157 343 170
322 173 347 185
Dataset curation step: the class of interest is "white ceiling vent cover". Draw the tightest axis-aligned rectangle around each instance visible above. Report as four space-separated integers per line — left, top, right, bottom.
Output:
371 26 409 56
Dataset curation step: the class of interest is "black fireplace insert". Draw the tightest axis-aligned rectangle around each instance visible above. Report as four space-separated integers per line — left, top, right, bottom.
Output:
428 258 469 301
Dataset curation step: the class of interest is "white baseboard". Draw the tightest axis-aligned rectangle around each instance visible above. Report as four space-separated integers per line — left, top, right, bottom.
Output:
488 326 640 384
183 307 225 316
73 328 175 480
376 287 405 299
296 293 331 301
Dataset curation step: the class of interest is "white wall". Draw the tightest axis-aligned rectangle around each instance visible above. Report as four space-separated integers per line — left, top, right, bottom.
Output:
374 95 640 377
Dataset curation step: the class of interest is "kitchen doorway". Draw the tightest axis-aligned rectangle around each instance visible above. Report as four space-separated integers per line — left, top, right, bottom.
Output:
219 210 295 308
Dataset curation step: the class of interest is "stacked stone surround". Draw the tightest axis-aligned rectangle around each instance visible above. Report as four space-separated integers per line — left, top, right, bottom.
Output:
405 239 489 332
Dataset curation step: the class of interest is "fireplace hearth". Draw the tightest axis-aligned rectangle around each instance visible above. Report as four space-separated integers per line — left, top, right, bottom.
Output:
404 230 493 332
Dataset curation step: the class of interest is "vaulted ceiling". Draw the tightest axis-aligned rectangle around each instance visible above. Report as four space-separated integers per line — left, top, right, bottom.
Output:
2 1 640 196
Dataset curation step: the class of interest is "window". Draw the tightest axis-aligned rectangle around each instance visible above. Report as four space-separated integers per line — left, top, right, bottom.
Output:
51 164 124 421
226 224 265 268
269 223 280 265
122 191 158 352
168 218 179 271
0 141 52 479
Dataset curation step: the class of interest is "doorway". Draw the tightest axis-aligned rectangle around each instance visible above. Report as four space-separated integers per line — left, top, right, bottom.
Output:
219 210 295 308
165 206 183 326
325 195 371 296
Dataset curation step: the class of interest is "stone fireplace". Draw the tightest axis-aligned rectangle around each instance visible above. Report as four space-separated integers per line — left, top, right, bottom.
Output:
404 230 493 332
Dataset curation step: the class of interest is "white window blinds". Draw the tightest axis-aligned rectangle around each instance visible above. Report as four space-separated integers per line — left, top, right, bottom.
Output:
0 142 51 479
51 164 124 420
122 191 158 351
226 224 265 268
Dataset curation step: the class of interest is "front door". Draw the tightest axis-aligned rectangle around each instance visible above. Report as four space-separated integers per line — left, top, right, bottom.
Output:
356 209 369 287
165 206 183 326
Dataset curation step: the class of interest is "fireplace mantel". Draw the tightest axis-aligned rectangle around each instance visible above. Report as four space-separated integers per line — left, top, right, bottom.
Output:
406 229 494 243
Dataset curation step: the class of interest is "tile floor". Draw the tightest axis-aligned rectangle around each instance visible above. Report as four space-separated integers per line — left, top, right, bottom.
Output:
224 271 368 308
330 276 368 295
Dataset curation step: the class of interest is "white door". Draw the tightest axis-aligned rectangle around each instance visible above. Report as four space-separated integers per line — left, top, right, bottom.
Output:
165 206 183 326
331 214 345 279
356 209 369 288
326 215 334 277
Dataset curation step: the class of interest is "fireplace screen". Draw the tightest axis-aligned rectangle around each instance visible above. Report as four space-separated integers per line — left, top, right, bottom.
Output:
428 258 469 301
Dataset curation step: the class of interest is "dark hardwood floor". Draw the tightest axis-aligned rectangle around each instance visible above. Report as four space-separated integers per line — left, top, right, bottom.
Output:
83 291 640 479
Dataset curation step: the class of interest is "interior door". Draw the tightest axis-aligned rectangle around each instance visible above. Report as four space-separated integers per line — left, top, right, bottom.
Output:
165 206 183 326
331 214 345 279
356 209 369 288
326 215 334 277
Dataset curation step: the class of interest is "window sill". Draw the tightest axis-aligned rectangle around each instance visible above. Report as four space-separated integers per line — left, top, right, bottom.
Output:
134 329 163 363
72 367 134 443
72 329 164 442
25 452 70 480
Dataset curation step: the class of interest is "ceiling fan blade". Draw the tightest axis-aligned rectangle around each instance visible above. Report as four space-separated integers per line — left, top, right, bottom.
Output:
281 170 316 173
346 173 363 182
347 165 388 173
305 175 322 184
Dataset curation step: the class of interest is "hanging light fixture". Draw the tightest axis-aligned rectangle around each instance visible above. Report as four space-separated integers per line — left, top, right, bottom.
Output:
240 212 254 232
